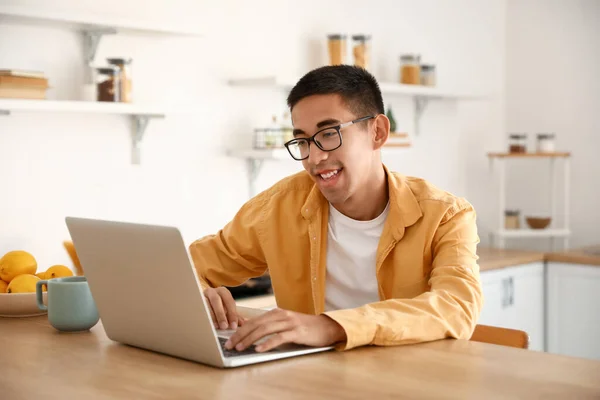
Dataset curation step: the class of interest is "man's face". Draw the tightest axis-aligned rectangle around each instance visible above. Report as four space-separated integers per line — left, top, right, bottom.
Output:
290 94 374 205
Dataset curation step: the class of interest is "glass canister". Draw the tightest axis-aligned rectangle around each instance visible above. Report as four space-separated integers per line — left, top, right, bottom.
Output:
327 34 347 65
400 54 421 85
508 134 527 153
96 67 120 102
352 34 371 70
420 64 436 86
536 133 556 153
505 210 521 230
107 58 132 103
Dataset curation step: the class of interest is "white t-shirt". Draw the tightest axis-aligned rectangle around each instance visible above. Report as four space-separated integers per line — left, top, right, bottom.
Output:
324 201 390 311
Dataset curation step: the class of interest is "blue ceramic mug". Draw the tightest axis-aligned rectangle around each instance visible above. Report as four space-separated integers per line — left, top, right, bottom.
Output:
36 276 99 332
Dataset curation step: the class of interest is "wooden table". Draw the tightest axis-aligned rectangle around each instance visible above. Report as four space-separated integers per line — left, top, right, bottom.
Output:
2 316 600 399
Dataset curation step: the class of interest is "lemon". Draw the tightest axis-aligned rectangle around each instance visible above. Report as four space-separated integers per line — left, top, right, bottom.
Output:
36 271 47 280
45 265 73 279
7 274 40 293
0 251 37 283
0 280 8 293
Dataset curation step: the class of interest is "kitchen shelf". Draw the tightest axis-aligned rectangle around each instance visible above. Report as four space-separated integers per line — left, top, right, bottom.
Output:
489 153 571 250
0 99 167 164
495 229 571 238
488 152 571 158
0 5 202 64
228 75 485 136
0 99 166 116
0 5 202 37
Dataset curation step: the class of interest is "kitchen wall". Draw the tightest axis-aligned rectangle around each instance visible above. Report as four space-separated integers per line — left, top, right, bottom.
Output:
504 0 600 250
0 0 506 270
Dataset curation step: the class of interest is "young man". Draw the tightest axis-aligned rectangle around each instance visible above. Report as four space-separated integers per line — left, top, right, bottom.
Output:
190 65 483 353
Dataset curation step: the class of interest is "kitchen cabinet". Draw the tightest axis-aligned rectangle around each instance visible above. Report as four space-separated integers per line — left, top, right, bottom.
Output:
479 262 545 352
547 262 600 360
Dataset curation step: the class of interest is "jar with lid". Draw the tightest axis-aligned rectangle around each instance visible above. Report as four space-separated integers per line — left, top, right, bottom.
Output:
96 67 120 102
399 54 421 85
352 34 371 70
536 133 556 153
508 134 527 153
107 58 132 103
420 64 436 86
327 34 347 65
505 210 521 230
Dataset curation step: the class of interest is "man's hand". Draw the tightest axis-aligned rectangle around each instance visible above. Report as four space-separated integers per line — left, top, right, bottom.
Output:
203 287 244 330
224 308 347 353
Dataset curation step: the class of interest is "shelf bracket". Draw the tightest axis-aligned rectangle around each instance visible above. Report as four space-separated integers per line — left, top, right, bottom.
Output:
131 114 164 165
246 158 264 198
413 96 429 136
83 28 117 64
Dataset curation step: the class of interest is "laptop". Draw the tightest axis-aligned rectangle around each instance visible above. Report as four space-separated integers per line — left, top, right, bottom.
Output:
65 216 333 368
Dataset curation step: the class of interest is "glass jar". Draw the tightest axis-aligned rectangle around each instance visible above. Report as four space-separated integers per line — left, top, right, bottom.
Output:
505 210 521 230
400 54 421 85
508 134 527 153
352 34 371 70
536 133 556 153
420 64 436 86
327 34 347 65
107 58 132 103
96 67 120 102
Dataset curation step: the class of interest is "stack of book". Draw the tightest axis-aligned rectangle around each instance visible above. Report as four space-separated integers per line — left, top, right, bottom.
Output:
0 70 49 100
385 132 411 147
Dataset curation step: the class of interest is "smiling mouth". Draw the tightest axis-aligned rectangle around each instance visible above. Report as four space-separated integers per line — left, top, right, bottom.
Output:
317 168 342 181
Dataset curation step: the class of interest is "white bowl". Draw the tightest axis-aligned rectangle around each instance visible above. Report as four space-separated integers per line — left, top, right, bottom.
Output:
0 292 48 317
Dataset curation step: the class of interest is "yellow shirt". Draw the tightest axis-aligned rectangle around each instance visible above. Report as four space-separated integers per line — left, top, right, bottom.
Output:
189 165 483 350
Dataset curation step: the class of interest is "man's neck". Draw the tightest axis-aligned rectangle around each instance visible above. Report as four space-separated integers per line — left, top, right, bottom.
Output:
332 164 388 221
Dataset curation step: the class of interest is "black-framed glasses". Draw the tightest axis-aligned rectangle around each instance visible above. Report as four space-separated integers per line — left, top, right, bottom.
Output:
283 116 374 161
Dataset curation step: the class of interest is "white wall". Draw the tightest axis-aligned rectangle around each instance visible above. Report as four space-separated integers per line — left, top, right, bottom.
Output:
0 0 505 271
504 0 600 250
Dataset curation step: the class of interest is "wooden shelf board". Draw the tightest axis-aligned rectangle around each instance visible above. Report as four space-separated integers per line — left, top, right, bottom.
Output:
487 152 571 158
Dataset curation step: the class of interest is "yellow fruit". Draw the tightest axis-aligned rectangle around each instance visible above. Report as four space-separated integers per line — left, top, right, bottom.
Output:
0 280 8 293
45 265 73 279
0 251 37 283
36 271 47 280
6 274 40 293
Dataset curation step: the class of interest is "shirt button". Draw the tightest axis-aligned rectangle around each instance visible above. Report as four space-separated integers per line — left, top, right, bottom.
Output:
313 277 317 281
313 237 316 240
305 208 309 212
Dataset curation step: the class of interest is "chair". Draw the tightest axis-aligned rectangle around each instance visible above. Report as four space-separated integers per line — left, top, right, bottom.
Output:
470 324 530 349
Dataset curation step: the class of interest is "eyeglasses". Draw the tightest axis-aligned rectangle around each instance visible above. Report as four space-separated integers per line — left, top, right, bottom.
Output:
284 116 375 161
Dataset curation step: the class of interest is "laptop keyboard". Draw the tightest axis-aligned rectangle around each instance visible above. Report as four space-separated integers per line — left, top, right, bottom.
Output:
218 337 277 358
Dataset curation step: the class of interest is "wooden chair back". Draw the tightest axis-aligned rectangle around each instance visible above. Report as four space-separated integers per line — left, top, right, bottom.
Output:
470 324 530 349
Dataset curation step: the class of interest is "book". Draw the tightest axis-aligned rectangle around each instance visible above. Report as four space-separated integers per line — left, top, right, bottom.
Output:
0 75 49 89
0 69 46 79
0 86 47 100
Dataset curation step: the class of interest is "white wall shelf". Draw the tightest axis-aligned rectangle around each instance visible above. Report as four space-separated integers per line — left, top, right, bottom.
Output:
0 99 166 164
494 229 571 238
228 75 485 136
0 5 202 63
489 153 571 250
0 5 202 36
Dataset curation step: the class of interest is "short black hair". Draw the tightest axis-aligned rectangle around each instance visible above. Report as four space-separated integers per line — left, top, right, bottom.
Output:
287 65 385 117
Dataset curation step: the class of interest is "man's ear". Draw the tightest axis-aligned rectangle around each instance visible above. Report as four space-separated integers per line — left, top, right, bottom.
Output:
372 114 390 150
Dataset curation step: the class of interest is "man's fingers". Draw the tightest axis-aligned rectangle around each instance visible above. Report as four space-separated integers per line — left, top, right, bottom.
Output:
256 331 297 353
234 321 293 351
205 290 228 330
217 287 239 329
225 309 291 350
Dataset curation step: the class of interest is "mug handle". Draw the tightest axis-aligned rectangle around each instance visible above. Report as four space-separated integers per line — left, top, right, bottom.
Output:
36 280 48 311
